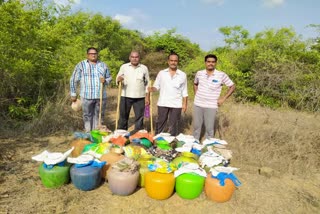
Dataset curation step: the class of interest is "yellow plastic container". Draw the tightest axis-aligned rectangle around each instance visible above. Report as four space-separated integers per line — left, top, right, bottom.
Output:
145 172 175 200
138 155 153 187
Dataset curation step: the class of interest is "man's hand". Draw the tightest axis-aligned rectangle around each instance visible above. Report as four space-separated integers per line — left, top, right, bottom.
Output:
100 76 105 83
145 97 150 106
182 103 187 113
147 87 156 92
117 76 124 83
71 96 77 102
218 97 226 106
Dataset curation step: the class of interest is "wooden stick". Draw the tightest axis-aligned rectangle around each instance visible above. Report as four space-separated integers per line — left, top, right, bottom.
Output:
149 80 154 135
98 82 103 127
115 81 122 130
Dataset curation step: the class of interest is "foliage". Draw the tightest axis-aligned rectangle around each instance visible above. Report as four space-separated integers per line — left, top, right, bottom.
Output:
141 51 168 79
0 0 146 121
145 29 202 67
216 26 320 111
308 24 320 52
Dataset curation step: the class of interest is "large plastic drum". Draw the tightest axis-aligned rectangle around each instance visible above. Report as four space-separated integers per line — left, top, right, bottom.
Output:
70 165 101 191
175 173 205 199
39 163 71 188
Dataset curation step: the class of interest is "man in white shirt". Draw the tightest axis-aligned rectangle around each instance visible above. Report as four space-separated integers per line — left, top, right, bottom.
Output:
116 51 150 133
193 54 235 140
148 53 188 136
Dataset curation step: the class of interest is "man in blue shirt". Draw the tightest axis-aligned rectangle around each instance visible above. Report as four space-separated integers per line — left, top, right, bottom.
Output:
70 47 112 132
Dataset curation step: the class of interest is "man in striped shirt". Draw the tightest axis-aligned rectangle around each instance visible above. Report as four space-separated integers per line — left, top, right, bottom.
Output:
70 47 112 132
193 54 235 140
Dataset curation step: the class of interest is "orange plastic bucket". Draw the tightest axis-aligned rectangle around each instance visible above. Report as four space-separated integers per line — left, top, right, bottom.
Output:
204 174 236 203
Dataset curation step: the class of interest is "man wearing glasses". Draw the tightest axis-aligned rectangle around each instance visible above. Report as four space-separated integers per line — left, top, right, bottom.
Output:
193 54 235 140
70 47 112 132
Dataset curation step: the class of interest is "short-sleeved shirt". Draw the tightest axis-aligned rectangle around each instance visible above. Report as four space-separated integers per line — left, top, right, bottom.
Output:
194 69 234 109
153 68 188 108
116 63 150 98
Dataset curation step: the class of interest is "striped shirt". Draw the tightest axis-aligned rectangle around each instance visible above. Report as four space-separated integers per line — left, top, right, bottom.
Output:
194 69 234 109
153 68 188 108
70 60 112 99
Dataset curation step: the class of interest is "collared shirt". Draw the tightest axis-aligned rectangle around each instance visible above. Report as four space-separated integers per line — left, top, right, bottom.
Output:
194 69 234 108
70 60 112 99
116 62 150 98
153 68 188 108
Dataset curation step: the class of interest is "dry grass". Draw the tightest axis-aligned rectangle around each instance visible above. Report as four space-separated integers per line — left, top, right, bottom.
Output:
215 102 320 177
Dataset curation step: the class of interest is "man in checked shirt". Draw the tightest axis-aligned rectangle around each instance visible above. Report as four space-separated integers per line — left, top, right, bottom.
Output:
70 47 112 132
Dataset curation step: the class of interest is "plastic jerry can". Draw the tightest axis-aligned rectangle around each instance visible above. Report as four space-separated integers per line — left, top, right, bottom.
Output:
70 165 102 191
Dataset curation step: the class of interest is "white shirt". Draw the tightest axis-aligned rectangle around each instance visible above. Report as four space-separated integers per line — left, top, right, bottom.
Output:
116 63 150 98
153 68 188 108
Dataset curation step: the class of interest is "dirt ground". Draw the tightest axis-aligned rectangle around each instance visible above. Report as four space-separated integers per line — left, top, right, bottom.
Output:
0 136 319 214
0 89 319 214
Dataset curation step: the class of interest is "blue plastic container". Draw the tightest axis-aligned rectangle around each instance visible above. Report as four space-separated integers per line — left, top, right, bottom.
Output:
70 165 102 191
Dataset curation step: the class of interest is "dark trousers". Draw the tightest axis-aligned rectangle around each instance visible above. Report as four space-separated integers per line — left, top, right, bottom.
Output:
156 106 182 136
118 97 145 131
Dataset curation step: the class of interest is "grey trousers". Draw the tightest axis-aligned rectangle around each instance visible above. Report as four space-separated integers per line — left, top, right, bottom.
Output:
156 106 182 136
81 98 107 132
193 104 217 140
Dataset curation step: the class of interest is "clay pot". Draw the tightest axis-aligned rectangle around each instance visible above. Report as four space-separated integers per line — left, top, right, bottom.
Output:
107 158 139 196
204 174 236 203
70 139 91 157
100 152 125 179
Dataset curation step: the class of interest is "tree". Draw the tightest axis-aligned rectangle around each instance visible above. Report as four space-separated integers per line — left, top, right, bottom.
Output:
145 29 202 66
